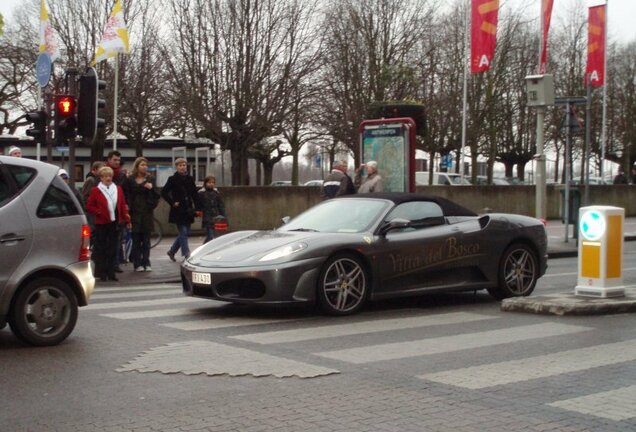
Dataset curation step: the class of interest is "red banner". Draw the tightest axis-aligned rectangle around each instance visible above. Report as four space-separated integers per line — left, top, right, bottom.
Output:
539 0 554 73
471 0 500 73
586 5 606 87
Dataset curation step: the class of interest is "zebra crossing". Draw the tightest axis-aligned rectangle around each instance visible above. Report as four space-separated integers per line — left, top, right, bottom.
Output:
88 283 636 423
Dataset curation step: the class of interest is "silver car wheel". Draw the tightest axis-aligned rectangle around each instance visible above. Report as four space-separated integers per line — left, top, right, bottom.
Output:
9 277 78 346
502 246 537 296
319 255 367 315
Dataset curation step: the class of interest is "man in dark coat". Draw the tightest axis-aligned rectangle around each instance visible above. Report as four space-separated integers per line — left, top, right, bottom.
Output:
321 160 356 199
161 158 200 261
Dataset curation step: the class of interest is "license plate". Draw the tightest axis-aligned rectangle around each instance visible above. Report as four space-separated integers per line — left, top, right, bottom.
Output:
192 272 211 285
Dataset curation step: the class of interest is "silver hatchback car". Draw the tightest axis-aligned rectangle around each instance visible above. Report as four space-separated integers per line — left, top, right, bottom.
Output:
0 156 94 346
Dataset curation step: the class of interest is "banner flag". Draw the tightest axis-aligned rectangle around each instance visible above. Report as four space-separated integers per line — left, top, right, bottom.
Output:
586 5 606 87
539 0 554 74
471 0 500 73
39 0 60 62
93 0 130 64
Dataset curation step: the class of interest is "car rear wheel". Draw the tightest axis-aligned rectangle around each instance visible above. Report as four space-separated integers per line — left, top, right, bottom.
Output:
489 243 538 300
9 277 78 346
317 254 368 315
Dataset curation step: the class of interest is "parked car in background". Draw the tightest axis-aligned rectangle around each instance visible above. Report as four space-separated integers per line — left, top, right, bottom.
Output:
270 180 292 186
0 156 94 346
415 171 471 186
474 176 511 186
303 180 324 187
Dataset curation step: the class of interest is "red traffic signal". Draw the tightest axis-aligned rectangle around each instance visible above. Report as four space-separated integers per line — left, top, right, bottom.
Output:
56 95 76 117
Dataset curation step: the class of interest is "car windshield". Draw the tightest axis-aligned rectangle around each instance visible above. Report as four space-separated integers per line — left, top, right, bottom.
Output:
279 198 390 233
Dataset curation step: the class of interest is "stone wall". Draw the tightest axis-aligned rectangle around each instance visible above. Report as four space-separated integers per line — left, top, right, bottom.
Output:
154 185 636 235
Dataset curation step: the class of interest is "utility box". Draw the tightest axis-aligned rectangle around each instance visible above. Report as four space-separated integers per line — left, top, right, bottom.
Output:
525 74 555 107
575 206 626 298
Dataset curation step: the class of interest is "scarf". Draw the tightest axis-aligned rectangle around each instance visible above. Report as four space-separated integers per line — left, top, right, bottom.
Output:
98 183 118 222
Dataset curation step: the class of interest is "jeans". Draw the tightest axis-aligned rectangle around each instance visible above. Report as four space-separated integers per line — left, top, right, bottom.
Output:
204 227 215 244
170 224 191 257
131 232 151 268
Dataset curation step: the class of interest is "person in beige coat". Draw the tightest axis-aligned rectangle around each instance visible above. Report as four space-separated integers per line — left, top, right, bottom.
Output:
355 160 384 193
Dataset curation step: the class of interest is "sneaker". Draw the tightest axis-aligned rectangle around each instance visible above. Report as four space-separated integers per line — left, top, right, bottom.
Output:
144 266 152 272
135 266 144 272
167 250 176 262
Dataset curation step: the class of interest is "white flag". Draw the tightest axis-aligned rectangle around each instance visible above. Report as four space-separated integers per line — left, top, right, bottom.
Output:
93 0 130 64
39 0 61 62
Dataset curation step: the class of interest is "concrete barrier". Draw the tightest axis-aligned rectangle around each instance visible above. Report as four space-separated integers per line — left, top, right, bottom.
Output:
154 185 636 235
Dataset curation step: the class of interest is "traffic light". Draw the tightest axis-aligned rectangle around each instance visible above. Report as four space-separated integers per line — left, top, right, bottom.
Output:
25 110 47 144
54 94 77 144
78 67 106 142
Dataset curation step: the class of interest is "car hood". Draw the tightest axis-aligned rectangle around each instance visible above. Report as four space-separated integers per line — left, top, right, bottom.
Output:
190 230 314 266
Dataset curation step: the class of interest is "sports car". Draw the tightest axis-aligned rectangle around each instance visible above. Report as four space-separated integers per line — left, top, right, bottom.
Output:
181 193 548 315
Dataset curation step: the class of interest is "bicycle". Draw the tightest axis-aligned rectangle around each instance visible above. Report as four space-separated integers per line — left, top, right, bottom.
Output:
120 217 162 263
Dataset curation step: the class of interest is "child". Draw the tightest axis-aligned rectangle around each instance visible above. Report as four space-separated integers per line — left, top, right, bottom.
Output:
198 175 227 243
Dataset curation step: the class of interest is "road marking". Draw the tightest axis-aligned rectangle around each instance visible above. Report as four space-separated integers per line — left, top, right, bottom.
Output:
418 340 636 389
231 312 496 344
548 385 636 421
162 317 295 330
315 323 592 364
117 340 339 379
542 266 636 278
84 297 203 311
94 284 179 293
92 290 181 300
100 308 212 319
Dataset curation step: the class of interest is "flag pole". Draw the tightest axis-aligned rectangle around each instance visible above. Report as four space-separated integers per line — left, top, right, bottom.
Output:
460 0 469 181
113 54 119 151
599 0 608 180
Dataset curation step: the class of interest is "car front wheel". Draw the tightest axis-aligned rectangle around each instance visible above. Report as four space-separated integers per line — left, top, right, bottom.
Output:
9 277 78 346
490 243 538 300
317 254 368 315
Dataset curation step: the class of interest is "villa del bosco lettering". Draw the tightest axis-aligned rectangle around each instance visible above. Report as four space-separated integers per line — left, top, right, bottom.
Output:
389 237 482 274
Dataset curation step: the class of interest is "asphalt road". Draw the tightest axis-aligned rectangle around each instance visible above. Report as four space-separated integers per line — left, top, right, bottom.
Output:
2 248 636 432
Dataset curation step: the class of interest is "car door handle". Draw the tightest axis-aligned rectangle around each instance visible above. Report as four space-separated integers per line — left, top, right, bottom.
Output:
0 234 26 243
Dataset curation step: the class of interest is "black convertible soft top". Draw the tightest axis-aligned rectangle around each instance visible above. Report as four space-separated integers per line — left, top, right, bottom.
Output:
339 193 478 217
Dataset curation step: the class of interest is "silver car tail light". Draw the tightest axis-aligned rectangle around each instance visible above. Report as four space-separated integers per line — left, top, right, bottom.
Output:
79 224 91 261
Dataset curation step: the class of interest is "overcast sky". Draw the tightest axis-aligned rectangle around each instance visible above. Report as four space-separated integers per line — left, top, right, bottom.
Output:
0 0 634 43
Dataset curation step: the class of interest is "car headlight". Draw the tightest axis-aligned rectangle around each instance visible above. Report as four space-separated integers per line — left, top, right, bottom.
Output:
259 242 307 262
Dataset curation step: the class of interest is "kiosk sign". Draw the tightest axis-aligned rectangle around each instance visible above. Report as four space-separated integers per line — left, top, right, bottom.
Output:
36 53 52 88
359 118 416 193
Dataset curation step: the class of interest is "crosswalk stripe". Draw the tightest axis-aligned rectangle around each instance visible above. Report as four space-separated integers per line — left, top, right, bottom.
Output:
315 323 593 364
162 317 295 331
94 284 179 293
548 385 636 421
92 290 181 300
84 297 202 311
418 340 636 389
230 312 496 345
100 308 208 319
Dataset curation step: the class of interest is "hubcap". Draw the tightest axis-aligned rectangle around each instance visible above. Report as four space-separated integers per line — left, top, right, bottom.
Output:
323 258 366 312
504 249 536 295
24 287 71 337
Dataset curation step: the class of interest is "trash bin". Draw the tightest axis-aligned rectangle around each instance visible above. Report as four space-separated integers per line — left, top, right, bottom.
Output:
560 188 581 225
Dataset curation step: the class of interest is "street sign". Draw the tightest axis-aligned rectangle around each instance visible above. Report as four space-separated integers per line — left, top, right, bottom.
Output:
55 146 69 153
36 53 52 88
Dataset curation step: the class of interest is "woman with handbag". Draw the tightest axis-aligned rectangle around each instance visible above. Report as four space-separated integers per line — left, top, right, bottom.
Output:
86 166 131 281
123 157 160 272
161 158 200 261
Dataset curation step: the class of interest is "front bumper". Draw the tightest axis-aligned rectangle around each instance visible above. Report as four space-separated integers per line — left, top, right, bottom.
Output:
181 257 323 304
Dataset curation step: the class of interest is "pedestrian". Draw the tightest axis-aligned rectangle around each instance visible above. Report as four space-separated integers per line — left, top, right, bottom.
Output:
321 160 356 199
198 175 227 243
613 168 628 185
86 166 131 282
7 146 22 157
123 157 160 272
58 169 84 206
106 151 126 270
81 161 106 248
355 160 384 193
161 158 199 261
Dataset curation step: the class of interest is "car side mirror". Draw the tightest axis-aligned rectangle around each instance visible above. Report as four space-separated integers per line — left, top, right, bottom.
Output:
281 216 291 225
379 218 411 236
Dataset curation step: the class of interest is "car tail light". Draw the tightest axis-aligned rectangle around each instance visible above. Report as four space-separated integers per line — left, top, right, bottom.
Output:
79 224 91 261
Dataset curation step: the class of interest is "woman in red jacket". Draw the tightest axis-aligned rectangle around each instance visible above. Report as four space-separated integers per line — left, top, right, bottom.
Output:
86 166 131 281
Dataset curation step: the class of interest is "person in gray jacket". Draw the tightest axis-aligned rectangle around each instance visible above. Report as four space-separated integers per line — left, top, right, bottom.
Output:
355 160 384 193
321 160 356 199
